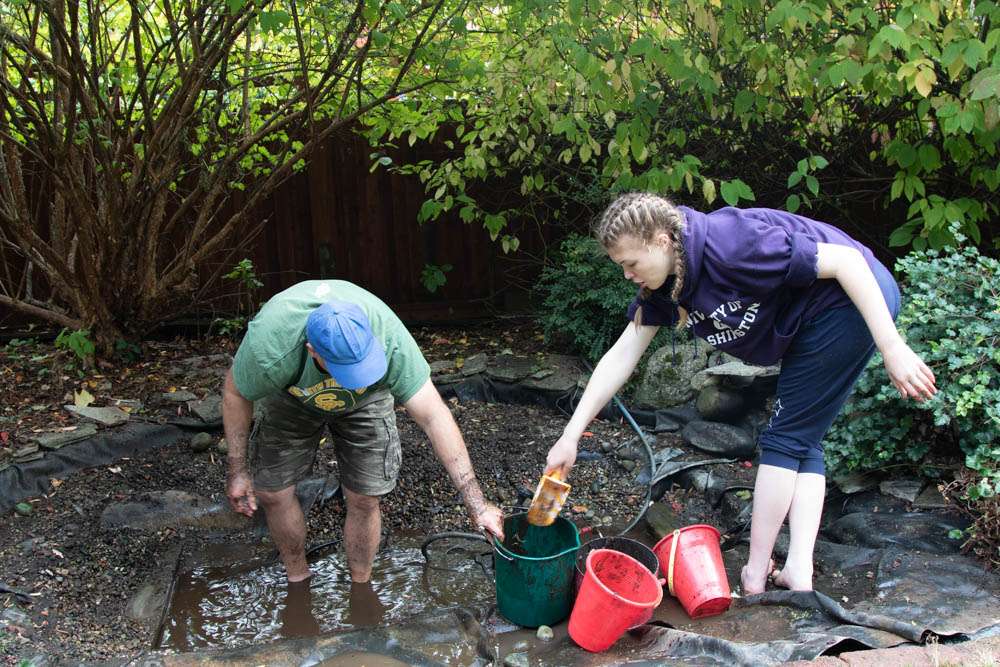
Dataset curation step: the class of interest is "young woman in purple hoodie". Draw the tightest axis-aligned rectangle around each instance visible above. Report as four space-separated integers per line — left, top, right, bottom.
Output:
545 192 937 595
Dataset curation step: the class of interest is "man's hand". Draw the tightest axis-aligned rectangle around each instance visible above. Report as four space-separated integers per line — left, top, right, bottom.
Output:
227 469 258 517
472 502 505 543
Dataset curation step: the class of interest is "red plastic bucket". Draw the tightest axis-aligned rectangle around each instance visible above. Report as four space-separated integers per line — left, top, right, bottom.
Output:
568 549 663 652
652 524 731 619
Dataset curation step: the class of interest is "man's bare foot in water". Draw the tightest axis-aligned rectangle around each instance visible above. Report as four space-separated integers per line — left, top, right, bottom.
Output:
740 559 774 595
772 566 813 591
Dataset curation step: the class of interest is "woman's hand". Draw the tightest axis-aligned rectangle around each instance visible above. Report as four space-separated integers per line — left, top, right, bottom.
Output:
881 339 937 403
545 435 579 480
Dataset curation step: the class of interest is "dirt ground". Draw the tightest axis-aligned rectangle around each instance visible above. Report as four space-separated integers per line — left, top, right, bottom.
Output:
0 319 739 664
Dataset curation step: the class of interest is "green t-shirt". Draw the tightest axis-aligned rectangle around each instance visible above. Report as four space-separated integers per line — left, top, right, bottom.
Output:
232 280 430 413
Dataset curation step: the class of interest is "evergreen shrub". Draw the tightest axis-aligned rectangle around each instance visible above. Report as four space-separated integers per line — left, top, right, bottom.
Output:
534 233 674 383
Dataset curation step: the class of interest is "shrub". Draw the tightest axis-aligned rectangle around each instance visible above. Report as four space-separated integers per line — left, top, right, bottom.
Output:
534 233 677 385
535 234 635 364
826 232 1000 474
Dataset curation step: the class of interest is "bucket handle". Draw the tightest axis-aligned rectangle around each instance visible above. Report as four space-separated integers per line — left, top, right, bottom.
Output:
483 527 515 562
667 529 681 597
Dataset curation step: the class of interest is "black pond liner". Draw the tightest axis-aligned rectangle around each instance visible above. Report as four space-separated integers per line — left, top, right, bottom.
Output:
0 421 194 514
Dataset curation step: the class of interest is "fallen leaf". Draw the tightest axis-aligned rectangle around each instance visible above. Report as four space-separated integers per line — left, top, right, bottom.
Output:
107 466 122 475
0 432 8 442
582 431 594 437
73 388 95 407
432 338 450 345
50 478 62 488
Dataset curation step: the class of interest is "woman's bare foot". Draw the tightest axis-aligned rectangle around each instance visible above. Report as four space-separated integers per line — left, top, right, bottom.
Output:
771 566 813 591
740 559 774 595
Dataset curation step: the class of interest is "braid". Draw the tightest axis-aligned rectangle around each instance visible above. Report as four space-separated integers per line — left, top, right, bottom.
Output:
594 192 689 329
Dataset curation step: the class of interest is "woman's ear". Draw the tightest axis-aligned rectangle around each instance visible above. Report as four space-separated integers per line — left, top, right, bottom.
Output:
655 231 672 249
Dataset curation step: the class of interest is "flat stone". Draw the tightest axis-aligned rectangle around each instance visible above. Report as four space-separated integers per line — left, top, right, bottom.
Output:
879 478 923 504
167 354 232 378
681 420 756 458
162 390 198 403
110 398 143 412
519 354 580 392
429 360 457 374
64 405 130 426
486 355 536 382
12 443 39 458
189 394 222 423
832 471 878 495
30 423 100 449
913 484 950 509
461 353 488 376
646 501 686 540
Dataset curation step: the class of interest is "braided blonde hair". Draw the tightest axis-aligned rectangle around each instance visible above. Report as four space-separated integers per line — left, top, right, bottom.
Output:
593 192 689 329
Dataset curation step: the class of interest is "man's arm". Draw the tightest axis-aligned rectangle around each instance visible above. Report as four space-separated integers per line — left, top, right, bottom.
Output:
402 378 505 540
222 366 258 516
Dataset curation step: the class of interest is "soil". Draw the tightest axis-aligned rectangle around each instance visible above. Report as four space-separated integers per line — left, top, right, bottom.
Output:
0 319 744 665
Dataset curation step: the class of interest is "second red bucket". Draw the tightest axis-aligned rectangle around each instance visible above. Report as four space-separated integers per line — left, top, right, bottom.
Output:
652 524 731 619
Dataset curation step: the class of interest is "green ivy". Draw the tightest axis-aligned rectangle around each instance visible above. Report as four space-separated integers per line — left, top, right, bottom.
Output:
826 229 1000 474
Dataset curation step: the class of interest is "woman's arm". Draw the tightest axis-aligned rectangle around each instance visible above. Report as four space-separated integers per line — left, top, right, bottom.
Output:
815 243 936 402
545 322 660 478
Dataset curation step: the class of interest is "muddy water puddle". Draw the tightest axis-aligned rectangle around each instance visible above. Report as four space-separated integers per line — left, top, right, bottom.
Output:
156 531 494 650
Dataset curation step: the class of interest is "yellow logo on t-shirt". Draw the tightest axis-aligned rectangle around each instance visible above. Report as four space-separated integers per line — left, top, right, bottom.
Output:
288 378 368 412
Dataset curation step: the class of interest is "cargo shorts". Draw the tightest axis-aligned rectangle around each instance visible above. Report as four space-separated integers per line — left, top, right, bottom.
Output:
248 388 401 496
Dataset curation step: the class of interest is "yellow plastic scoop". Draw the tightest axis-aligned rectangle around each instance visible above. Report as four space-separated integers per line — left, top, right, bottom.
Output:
526 471 571 526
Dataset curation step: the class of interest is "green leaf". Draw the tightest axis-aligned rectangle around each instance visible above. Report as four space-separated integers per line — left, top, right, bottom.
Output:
628 37 654 56
733 89 756 118
786 193 801 213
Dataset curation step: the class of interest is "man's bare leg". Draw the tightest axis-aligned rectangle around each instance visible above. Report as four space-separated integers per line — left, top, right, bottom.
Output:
343 488 382 583
257 485 311 582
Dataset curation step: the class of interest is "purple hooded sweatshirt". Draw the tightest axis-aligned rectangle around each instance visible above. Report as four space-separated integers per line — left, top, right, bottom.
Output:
626 207 879 366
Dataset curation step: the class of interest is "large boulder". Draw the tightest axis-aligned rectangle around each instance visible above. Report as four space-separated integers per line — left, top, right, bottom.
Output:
633 342 713 409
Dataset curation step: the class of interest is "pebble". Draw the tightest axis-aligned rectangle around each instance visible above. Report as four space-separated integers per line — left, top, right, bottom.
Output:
189 432 212 453
536 625 554 641
503 652 529 667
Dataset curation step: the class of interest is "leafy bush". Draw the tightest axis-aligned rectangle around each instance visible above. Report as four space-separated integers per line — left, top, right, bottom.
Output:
826 233 1000 474
535 234 637 364
535 233 676 377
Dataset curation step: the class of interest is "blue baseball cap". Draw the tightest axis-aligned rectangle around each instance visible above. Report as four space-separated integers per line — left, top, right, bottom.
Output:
305 300 387 390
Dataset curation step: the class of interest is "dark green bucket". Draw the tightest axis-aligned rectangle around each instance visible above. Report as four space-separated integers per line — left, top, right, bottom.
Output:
492 512 580 627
